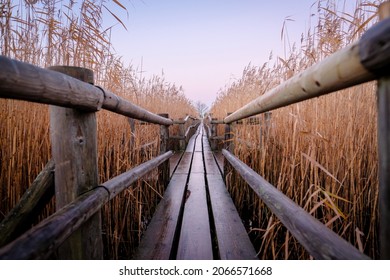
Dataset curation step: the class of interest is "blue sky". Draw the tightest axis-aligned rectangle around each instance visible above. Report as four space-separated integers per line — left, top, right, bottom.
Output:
106 0 318 106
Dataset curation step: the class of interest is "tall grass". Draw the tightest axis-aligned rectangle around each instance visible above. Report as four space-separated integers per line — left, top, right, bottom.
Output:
0 0 196 259
210 0 382 259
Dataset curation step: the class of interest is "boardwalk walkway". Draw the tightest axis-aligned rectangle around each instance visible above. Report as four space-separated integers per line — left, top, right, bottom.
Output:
135 123 257 260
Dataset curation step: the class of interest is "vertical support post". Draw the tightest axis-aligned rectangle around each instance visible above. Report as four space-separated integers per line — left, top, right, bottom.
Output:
211 118 217 150
377 1 390 260
128 118 135 150
260 112 272 147
159 113 170 187
48 66 103 259
224 113 234 178
179 118 185 151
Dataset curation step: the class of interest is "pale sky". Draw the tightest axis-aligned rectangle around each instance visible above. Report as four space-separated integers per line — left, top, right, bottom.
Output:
107 0 319 106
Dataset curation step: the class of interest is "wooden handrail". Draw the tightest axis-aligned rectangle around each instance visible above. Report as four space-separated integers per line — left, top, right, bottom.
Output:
222 149 369 260
0 56 172 126
224 17 390 124
0 151 173 260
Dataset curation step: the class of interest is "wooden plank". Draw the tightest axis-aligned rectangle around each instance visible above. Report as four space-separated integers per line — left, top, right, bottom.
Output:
185 133 197 152
190 152 204 174
173 152 193 175
176 173 213 260
203 145 256 259
134 174 188 260
222 149 369 260
207 175 257 259
214 152 224 171
169 152 183 177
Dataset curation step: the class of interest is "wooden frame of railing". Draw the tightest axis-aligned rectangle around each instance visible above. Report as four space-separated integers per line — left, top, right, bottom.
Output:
0 57 188 259
209 3 390 260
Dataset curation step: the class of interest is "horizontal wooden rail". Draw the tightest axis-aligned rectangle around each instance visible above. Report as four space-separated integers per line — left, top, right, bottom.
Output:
0 151 173 259
224 17 390 123
222 149 369 260
172 115 199 124
184 122 200 138
0 56 172 126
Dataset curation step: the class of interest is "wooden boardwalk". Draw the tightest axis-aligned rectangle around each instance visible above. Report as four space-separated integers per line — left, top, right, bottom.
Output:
134 124 257 260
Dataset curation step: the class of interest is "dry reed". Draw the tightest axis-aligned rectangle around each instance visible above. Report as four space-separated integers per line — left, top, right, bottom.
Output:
0 0 196 259
210 0 382 259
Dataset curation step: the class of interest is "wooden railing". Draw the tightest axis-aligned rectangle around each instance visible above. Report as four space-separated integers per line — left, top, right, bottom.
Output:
208 3 390 260
0 58 197 259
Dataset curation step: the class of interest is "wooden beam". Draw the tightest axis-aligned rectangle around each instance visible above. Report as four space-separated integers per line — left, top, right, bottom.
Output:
222 149 369 260
0 56 173 125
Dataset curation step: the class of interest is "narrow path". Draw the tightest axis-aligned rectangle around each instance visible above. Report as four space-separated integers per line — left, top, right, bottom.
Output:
134 123 257 260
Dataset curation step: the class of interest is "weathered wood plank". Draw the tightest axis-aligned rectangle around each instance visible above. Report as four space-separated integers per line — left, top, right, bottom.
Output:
207 175 257 260
190 152 204 174
176 173 213 260
173 152 193 175
169 152 183 177
222 149 369 260
134 174 188 260
203 145 256 259
185 132 197 152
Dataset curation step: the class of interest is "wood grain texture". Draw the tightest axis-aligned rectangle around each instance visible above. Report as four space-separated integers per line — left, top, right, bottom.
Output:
176 173 213 260
49 66 103 260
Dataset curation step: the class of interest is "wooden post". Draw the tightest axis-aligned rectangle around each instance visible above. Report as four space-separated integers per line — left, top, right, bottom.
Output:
223 113 234 178
159 113 170 187
377 1 390 260
211 118 217 150
179 117 185 151
48 66 103 259
128 118 135 150
260 112 272 147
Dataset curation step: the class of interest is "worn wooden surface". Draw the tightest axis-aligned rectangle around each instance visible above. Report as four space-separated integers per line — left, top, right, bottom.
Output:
136 124 256 260
169 152 184 177
203 138 257 259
